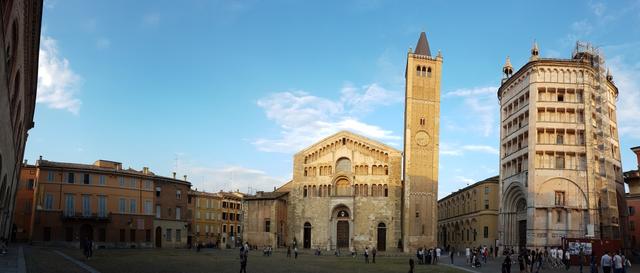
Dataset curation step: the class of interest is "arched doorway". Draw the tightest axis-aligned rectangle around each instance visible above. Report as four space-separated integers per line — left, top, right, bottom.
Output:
501 182 527 250
80 224 93 241
155 227 162 248
336 209 350 248
377 223 386 251
303 222 312 249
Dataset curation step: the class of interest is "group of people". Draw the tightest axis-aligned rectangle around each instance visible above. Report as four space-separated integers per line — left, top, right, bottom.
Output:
415 247 441 265
499 247 632 273
600 250 631 273
262 246 273 256
465 246 491 268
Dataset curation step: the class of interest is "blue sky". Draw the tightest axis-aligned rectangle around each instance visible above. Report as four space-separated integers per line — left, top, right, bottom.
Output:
28 0 640 198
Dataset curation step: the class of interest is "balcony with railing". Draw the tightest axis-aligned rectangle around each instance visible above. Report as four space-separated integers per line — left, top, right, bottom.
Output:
61 211 111 222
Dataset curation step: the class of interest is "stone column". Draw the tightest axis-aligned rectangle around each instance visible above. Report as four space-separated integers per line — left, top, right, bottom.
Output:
566 208 571 237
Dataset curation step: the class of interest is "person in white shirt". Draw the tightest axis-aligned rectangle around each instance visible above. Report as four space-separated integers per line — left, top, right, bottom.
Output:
601 251 612 273
466 247 471 264
435 247 441 264
613 251 623 273
564 250 571 270
558 248 564 268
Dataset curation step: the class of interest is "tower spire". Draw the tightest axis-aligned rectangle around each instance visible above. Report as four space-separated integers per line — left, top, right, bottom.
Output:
414 32 431 56
530 40 539 61
503 56 513 78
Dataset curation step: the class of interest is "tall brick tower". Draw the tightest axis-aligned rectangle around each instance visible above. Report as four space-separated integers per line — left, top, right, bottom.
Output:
402 32 442 252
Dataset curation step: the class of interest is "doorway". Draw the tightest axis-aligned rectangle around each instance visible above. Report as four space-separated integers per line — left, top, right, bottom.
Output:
377 223 386 251
155 227 162 248
80 224 93 241
337 221 349 248
303 222 312 249
518 220 526 249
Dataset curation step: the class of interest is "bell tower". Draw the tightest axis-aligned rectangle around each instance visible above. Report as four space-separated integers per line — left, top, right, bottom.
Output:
402 32 442 252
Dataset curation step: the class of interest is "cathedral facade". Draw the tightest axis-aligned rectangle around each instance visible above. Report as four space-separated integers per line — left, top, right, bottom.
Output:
242 32 441 252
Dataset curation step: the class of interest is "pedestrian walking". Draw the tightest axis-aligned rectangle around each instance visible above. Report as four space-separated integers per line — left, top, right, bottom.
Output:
435 247 441 264
565 249 571 271
602 251 612 273
450 249 454 264
502 254 512 273
372 247 377 263
408 258 415 273
287 246 291 258
364 247 369 264
239 246 248 273
87 239 93 259
591 253 599 273
613 251 623 273
466 247 471 265
294 246 298 259
579 248 585 273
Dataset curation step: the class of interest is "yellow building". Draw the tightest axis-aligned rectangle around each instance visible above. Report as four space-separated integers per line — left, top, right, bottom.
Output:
437 176 499 252
219 191 244 247
189 190 222 246
403 31 443 252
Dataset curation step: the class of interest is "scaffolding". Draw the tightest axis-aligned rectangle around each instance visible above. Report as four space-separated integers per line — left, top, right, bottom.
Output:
572 41 616 238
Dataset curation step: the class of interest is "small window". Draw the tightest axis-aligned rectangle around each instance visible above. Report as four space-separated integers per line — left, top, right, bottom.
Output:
119 177 125 187
176 190 182 200
427 67 432 77
155 187 161 197
99 175 106 185
83 174 90 184
265 219 271 232
556 134 564 144
67 172 75 183
558 94 564 102
415 211 420 218
555 155 565 169
484 226 489 238
630 206 636 216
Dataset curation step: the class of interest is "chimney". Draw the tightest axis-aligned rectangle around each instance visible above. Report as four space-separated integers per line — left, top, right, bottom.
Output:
173 172 176 179
143 167 149 174
183 175 187 181
24 159 28 165
39 155 42 161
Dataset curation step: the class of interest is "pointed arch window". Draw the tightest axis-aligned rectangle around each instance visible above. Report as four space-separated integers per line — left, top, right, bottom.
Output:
427 67 432 77
421 66 427 76
416 66 421 76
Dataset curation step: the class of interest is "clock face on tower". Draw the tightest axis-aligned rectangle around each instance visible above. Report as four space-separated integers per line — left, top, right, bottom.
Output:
415 131 430 146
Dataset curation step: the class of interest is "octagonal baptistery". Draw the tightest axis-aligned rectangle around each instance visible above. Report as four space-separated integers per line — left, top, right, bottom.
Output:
288 131 402 252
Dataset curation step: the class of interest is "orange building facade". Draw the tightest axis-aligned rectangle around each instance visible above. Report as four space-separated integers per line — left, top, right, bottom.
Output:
12 163 36 241
30 158 157 248
220 191 244 247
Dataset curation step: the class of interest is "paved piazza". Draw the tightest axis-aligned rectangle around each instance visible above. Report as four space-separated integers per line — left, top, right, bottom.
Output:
20 246 465 273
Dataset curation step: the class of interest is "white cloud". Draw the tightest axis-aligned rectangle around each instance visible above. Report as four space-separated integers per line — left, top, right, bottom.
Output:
182 164 285 194
37 36 82 114
444 86 495 98
608 56 640 138
445 86 499 137
441 143 499 156
254 84 401 153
